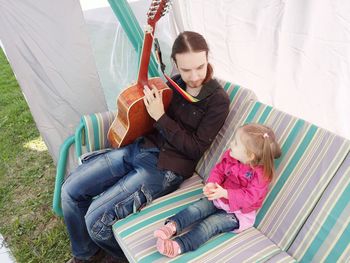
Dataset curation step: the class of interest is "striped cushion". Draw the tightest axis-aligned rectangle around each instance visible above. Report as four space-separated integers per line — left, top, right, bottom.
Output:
112 174 283 263
196 99 350 250
265 252 296 263
233 101 350 250
81 111 115 152
288 152 350 263
112 174 204 262
196 80 257 180
164 227 281 263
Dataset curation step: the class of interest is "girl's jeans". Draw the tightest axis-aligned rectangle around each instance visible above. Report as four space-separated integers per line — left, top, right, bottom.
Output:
168 198 239 253
61 139 183 260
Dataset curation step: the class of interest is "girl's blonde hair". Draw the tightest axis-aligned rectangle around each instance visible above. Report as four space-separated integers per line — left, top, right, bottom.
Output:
239 123 281 181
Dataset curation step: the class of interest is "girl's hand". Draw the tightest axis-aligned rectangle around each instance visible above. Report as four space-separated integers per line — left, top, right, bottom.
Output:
143 85 165 121
207 183 228 200
203 183 216 197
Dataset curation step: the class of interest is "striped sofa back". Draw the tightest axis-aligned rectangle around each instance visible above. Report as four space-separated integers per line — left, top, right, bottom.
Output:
288 152 350 263
196 79 257 180
197 98 350 250
219 100 350 250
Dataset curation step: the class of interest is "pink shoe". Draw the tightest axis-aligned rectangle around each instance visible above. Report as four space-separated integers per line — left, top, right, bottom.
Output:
156 238 181 258
154 222 176 239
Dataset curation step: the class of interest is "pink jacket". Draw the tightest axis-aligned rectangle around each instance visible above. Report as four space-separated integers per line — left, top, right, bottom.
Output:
206 150 270 214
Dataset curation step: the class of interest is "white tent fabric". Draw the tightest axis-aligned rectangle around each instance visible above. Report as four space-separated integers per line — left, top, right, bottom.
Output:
0 0 175 172
80 0 175 110
0 0 108 169
173 0 350 139
0 0 349 175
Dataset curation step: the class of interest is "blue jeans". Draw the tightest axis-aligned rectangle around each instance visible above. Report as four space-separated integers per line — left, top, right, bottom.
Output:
61 139 183 260
168 198 239 253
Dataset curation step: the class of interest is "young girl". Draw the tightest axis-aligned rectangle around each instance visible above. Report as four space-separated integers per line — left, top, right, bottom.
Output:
154 123 281 258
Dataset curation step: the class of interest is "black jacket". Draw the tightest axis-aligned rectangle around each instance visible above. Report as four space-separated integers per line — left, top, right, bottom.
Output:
144 75 230 179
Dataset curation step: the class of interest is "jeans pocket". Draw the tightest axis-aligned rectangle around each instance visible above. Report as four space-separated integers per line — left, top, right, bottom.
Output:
80 148 112 163
114 187 152 220
90 211 116 241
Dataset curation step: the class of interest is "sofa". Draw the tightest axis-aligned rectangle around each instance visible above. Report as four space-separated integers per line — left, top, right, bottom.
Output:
53 79 350 262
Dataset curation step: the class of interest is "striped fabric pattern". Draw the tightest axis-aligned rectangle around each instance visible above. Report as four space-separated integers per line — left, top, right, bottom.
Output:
112 174 283 263
265 252 296 263
195 98 350 250
196 80 257 180
288 152 350 263
234 101 350 250
81 111 115 152
113 174 205 262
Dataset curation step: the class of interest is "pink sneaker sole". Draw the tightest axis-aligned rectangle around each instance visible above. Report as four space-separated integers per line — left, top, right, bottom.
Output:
156 238 180 258
153 224 176 239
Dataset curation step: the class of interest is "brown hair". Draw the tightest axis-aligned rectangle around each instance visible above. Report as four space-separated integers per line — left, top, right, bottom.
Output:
171 31 213 83
239 124 281 181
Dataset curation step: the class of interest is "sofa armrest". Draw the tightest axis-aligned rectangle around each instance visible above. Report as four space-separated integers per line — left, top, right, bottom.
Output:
78 111 116 154
52 111 116 217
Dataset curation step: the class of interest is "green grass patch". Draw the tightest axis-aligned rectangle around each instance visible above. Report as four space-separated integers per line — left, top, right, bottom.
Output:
0 48 71 262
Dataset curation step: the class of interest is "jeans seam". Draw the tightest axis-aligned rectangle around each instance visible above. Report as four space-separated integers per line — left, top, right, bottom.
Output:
90 212 116 241
105 153 118 177
85 186 124 218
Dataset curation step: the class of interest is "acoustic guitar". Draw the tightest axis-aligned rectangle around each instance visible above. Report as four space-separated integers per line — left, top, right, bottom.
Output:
108 0 173 148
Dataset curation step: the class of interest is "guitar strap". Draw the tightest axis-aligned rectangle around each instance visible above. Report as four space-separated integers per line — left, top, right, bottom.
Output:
154 38 200 103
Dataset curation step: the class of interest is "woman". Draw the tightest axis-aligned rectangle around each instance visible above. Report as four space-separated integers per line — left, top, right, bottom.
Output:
62 31 230 263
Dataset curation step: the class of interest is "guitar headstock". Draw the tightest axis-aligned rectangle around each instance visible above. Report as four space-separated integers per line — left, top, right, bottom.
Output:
147 0 171 26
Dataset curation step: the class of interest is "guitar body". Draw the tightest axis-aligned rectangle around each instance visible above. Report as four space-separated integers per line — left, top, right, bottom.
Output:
108 0 172 148
108 77 172 148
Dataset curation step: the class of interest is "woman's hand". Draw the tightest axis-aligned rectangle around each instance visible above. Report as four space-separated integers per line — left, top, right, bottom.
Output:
206 183 228 200
143 85 165 121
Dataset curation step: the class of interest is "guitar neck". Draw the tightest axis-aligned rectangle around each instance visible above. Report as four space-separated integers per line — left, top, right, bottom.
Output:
137 28 155 87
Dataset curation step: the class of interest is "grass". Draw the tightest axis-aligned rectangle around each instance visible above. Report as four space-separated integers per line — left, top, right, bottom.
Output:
0 47 71 262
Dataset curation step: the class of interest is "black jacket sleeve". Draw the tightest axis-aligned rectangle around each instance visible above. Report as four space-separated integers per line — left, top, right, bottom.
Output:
155 89 230 160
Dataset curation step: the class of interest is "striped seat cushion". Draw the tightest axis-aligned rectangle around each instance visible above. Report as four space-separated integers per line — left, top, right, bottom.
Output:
265 252 296 263
288 152 350 263
196 80 257 180
112 174 204 262
158 227 281 263
81 111 115 152
112 174 283 263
